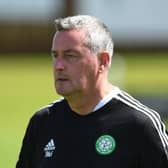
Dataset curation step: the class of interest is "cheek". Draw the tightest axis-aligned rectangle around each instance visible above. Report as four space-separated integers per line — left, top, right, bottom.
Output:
71 57 99 83
70 66 87 84
77 64 98 83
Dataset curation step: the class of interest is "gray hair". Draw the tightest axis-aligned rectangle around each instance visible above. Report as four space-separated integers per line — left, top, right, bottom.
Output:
54 15 114 66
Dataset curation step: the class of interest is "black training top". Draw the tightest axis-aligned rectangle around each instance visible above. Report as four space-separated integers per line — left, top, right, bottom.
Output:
16 89 168 168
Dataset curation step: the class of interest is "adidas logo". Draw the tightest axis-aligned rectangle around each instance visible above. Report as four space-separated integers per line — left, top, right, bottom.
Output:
44 139 56 158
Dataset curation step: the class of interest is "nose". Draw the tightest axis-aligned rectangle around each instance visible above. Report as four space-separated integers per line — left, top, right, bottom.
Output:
53 57 65 71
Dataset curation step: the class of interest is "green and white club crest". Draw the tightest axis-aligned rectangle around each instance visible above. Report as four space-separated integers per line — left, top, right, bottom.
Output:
95 135 116 155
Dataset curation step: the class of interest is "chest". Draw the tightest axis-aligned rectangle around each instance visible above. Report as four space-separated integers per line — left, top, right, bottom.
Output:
33 118 140 168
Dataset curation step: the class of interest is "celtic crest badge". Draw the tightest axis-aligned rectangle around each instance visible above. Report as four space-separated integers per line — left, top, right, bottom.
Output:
95 135 116 155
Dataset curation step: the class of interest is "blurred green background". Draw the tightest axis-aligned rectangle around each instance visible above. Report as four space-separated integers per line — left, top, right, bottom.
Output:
0 0 168 168
0 52 168 168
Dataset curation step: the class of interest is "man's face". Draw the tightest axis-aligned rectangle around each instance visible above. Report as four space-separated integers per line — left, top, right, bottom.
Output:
51 30 100 97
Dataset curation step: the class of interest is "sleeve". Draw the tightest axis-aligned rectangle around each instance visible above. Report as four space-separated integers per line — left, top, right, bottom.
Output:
140 117 168 168
16 116 37 168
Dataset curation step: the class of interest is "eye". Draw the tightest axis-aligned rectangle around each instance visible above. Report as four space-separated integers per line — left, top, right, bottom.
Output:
51 52 58 58
64 53 78 60
65 52 76 57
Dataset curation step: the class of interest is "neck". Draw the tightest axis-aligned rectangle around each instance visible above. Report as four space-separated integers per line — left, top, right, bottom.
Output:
65 82 114 115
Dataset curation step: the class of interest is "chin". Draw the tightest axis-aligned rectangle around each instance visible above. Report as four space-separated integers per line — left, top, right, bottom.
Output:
56 89 73 97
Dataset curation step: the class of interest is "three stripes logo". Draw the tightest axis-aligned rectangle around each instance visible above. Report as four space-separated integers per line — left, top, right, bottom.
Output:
44 139 56 158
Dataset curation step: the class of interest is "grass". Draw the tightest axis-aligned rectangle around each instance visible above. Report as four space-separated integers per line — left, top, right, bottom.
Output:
0 52 168 168
0 54 60 167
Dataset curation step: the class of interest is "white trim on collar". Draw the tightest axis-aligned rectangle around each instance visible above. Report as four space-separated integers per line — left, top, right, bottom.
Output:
93 87 120 112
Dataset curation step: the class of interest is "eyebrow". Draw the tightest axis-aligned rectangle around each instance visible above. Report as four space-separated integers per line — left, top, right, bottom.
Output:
51 49 81 55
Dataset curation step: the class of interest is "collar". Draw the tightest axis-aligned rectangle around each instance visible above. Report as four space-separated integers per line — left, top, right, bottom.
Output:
93 87 120 112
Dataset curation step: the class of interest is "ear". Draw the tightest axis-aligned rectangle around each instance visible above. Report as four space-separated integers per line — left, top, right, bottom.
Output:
98 51 110 72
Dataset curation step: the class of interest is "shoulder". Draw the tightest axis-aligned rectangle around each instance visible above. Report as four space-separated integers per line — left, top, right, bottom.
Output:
113 88 160 123
24 98 69 134
114 88 168 151
111 87 166 135
30 98 67 122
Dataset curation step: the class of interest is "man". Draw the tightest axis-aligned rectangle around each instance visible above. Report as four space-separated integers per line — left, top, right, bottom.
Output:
16 15 168 168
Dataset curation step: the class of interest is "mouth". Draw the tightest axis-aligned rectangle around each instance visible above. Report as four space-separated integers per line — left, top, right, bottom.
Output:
56 78 69 82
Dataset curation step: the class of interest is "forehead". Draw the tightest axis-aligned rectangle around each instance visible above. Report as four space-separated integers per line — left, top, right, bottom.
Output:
52 29 86 49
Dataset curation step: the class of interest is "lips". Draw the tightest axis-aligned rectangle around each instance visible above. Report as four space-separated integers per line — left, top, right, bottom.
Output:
56 77 69 82
55 72 69 83
57 78 68 81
